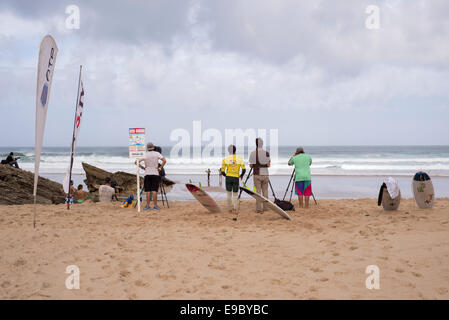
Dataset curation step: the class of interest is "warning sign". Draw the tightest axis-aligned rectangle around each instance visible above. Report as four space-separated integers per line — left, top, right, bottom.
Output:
129 128 146 158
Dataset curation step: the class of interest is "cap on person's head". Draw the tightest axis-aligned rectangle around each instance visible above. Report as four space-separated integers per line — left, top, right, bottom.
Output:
147 142 155 151
105 177 111 184
296 147 304 154
228 144 236 154
255 138 263 148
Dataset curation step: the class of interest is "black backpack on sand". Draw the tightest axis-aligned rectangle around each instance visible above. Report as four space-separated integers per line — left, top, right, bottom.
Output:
268 180 295 211
274 198 295 211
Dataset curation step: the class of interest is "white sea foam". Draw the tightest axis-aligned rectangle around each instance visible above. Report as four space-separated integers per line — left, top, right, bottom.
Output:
8 146 449 177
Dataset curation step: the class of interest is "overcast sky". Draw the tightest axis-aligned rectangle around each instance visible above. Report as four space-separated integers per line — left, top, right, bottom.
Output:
0 0 448 147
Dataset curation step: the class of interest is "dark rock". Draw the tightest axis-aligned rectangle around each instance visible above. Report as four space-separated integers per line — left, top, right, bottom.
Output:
82 162 175 197
0 164 65 205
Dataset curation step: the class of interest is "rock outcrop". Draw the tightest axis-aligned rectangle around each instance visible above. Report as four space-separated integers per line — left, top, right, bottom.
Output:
82 162 175 197
0 164 65 205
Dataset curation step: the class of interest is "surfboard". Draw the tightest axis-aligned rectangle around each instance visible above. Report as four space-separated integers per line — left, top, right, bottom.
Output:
378 184 401 211
239 186 291 220
412 172 434 209
185 183 221 213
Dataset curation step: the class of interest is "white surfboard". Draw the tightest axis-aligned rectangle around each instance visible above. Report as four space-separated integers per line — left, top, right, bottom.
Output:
239 186 291 220
186 183 221 213
380 187 401 211
412 172 434 209
377 181 401 211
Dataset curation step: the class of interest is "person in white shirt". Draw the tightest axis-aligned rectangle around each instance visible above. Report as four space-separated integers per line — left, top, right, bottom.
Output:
99 177 115 202
249 138 271 213
137 142 166 211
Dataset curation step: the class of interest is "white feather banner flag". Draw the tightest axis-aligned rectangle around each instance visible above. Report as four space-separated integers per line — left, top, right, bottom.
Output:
34 35 58 197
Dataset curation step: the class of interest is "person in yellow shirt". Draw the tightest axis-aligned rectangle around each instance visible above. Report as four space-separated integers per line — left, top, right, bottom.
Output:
221 145 246 213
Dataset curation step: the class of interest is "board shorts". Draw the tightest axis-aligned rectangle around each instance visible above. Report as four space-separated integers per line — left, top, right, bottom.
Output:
225 176 240 192
144 175 161 192
295 180 312 196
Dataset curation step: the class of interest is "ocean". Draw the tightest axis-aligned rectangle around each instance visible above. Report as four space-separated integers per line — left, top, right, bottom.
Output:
2 145 449 200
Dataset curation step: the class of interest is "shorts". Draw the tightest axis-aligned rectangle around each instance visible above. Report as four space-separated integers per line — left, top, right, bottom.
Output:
295 180 312 197
144 175 161 192
225 176 240 192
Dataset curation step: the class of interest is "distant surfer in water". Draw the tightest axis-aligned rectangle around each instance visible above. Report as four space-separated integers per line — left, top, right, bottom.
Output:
205 168 211 186
288 147 312 209
249 137 271 213
136 142 166 211
221 145 246 214
218 168 223 187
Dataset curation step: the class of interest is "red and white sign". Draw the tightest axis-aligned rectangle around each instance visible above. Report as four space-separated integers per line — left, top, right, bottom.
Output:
129 128 146 158
129 128 145 134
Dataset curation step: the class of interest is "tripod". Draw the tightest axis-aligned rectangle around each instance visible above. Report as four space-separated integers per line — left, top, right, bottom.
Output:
238 168 253 199
233 168 253 221
139 179 169 208
284 169 317 205
159 179 169 208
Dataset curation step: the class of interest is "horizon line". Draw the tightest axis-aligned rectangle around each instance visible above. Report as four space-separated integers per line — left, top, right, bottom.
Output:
1 144 449 148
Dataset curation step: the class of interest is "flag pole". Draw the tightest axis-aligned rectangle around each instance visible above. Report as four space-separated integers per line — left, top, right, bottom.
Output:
33 196 37 228
67 65 82 210
137 164 141 212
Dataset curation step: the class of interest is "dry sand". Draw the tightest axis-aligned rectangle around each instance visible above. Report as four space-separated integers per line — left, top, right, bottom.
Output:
1 198 449 299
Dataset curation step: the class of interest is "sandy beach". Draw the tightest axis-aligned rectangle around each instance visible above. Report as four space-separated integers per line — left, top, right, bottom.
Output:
1 198 449 300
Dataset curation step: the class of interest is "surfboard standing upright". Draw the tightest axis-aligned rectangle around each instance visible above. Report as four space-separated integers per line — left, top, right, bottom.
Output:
33 35 58 228
62 65 85 210
412 171 435 209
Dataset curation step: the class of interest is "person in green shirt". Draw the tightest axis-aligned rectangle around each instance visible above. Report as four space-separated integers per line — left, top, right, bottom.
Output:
288 147 313 208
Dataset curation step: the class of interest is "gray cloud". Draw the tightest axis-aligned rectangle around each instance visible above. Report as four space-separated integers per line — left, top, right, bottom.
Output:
0 0 448 146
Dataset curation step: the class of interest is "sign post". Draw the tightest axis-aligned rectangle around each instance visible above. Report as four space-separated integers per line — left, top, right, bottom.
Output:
129 128 146 212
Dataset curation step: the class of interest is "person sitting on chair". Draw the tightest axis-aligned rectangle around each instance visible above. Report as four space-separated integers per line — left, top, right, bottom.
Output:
99 177 115 202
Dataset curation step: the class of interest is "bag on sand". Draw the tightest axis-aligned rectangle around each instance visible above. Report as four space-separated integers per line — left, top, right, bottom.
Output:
274 198 295 211
268 179 295 211
121 194 134 208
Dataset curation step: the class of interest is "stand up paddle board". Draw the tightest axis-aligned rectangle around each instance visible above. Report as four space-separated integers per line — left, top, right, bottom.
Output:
412 172 434 209
186 184 221 213
239 186 291 220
